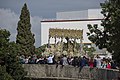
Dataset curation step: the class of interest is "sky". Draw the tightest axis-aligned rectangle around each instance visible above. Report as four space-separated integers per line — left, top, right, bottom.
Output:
0 0 105 47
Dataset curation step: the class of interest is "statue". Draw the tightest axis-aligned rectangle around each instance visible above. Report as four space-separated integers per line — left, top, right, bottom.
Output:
44 28 83 57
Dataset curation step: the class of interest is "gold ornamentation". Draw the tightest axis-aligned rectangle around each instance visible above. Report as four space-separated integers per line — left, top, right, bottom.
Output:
49 28 83 39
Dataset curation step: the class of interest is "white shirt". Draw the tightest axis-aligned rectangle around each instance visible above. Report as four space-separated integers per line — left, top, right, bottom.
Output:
96 58 101 68
47 55 54 63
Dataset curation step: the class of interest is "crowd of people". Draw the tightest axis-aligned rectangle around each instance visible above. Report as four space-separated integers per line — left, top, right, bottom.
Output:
19 54 118 69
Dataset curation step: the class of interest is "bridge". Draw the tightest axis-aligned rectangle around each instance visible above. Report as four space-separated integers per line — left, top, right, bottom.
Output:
23 64 119 80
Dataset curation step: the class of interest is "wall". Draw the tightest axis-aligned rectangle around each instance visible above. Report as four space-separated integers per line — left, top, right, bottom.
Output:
23 64 119 80
41 20 102 46
56 9 103 20
56 10 88 20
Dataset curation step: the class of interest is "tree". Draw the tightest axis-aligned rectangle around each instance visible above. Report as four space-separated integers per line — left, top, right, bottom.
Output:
16 3 35 55
5 42 26 80
87 0 120 66
0 66 13 80
83 45 95 57
0 29 10 65
0 29 26 80
35 44 47 56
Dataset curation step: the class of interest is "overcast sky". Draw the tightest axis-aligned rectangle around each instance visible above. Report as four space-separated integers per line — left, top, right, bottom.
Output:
0 0 105 47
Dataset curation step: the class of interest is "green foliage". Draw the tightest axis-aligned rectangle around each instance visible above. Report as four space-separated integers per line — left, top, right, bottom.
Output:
83 45 95 57
0 66 14 80
5 42 26 80
0 29 26 80
35 44 47 55
16 3 35 55
87 0 120 66
87 24 104 49
0 29 10 65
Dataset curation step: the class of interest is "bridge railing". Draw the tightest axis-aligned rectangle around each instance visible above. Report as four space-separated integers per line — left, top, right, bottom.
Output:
23 64 119 80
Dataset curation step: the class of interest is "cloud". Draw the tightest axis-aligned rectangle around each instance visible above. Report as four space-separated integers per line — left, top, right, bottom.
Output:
0 8 42 47
0 0 106 18
31 16 42 47
0 8 19 41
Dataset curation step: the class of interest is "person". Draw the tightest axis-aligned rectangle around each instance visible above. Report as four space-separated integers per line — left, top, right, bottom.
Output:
47 53 54 64
24 56 29 64
56 56 61 68
36 56 45 64
89 57 94 68
62 55 68 66
106 60 111 69
101 60 107 69
80 56 88 67
28 55 37 64
79 56 87 72
19 55 25 64
72 56 79 67
95 55 101 68
111 60 117 69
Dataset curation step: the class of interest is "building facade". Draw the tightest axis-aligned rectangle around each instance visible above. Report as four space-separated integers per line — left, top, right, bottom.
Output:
40 9 103 46
40 9 113 57
41 19 102 46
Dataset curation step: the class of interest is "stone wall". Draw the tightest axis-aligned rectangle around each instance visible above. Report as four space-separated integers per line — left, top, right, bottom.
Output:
23 64 119 80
